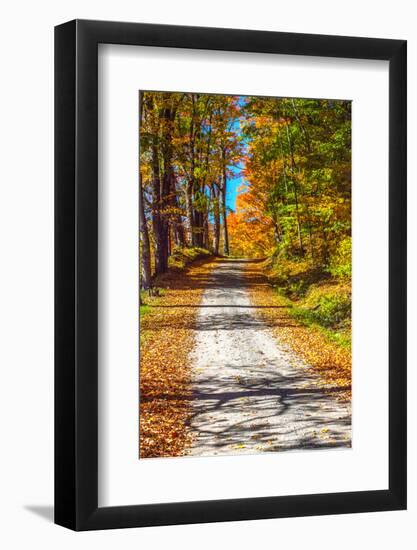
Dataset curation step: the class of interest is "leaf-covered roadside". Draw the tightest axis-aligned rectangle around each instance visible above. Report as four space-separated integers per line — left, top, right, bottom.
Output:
140 257 218 458
246 261 351 401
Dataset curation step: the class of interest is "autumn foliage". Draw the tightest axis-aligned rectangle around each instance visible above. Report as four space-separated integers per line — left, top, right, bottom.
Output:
228 97 351 268
139 92 352 458
140 257 219 458
139 91 242 288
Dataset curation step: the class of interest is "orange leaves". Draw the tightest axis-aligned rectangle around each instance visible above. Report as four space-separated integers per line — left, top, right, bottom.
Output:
139 257 218 458
228 190 275 258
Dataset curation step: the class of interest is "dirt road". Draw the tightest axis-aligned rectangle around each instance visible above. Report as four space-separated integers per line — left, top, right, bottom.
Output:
188 260 351 456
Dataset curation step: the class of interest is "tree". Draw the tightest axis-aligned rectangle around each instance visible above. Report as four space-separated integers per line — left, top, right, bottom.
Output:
230 96 351 268
139 92 351 278
139 177 152 289
139 94 151 289
140 91 243 274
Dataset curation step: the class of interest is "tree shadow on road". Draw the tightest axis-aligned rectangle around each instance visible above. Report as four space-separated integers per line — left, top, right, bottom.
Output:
142 367 352 457
187 371 352 455
143 310 300 331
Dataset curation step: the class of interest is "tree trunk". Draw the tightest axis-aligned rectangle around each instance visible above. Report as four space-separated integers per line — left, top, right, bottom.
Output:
291 99 311 153
285 124 304 256
173 216 186 248
185 180 196 246
139 178 152 289
153 100 177 275
170 174 186 248
272 214 282 246
193 209 204 248
308 222 315 265
188 95 198 247
321 226 330 265
221 151 229 256
151 143 169 275
292 180 304 255
211 184 220 255
139 94 152 289
203 210 210 251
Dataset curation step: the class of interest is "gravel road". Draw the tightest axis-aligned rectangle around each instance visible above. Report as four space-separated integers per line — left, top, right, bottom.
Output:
188 260 351 457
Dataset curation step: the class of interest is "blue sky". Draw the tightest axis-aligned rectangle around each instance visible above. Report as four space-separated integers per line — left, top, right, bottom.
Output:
226 97 247 212
227 164 243 211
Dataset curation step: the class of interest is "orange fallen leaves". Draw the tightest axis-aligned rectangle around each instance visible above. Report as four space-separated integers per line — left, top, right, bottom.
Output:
246 262 352 401
139 257 219 458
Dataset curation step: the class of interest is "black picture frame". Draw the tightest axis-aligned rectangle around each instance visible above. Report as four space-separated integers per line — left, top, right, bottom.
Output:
55 19 407 531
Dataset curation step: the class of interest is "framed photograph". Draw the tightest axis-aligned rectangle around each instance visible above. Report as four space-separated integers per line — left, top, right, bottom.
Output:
55 19 406 530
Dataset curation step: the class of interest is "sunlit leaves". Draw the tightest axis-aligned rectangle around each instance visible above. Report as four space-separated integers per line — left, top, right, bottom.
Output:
229 96 351 272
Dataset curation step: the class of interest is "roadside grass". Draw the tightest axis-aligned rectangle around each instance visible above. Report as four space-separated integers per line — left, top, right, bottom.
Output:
168 246 211 271
247 259 351 399
139 298 151 317
285 301 351 350
272 287 351 352
140 246 210 325
263 256 351 351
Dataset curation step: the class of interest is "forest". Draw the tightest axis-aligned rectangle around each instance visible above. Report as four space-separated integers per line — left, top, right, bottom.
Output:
140 91 351 297
140 91 240 286
139 91 352 458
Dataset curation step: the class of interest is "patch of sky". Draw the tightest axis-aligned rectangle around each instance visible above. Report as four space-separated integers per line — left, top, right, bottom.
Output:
226 96 249 212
